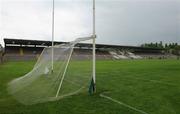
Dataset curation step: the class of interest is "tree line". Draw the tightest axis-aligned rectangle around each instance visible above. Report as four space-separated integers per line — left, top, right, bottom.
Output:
141 41 180 55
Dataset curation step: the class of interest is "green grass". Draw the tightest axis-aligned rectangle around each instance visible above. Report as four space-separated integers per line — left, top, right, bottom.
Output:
0 60 180 114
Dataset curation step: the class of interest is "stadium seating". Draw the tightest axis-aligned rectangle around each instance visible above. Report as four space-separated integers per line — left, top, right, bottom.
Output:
4 46 113 61
3 39 178 61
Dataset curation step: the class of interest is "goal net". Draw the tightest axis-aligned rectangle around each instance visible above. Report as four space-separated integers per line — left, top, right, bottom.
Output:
7 37 93 105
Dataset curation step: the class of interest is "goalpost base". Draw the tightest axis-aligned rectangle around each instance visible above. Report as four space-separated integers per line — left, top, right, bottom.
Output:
88 78 96 95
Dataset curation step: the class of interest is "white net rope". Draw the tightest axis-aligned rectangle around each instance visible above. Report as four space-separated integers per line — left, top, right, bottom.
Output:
7 37 93 105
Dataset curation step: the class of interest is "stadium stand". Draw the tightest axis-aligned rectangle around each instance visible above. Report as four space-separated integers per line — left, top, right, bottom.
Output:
3 38 176 61
109 50 129 59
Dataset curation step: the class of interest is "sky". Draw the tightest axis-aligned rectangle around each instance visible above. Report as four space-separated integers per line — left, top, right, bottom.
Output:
0 0 180 46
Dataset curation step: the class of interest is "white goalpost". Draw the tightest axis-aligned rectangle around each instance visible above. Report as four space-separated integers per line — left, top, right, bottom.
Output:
7 0 97 105
92 0 96 93
51 0 55 73
51 0 96 95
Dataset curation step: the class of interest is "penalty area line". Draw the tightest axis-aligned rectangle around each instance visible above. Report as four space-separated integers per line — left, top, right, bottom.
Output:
100 93 149 114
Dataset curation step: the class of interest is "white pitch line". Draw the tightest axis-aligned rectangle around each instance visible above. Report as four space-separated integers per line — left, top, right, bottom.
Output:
100 93 149 114
125 77 178 86
140 78 177 86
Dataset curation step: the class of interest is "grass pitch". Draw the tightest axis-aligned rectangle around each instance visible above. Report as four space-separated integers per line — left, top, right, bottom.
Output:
0 60 180 114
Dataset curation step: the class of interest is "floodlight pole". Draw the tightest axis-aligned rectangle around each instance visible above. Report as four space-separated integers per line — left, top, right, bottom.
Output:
92 0 96 92
51 0 55 72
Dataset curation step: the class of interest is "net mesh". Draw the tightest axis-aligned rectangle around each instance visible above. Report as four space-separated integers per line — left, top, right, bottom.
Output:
7 37 93 105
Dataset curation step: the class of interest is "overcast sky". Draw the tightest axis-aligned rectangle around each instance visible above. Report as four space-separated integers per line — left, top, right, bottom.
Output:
0 0 180 46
